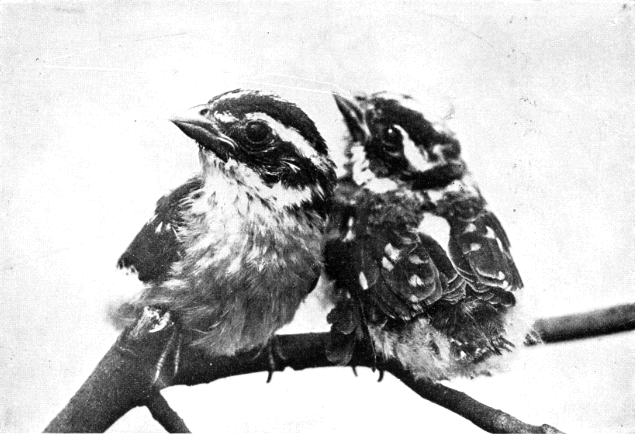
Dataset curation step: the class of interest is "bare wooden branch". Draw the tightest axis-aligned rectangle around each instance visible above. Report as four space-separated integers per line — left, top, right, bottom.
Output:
146 393 191 433
44 328 563 433
47 302 635 433
532 303 635 344
392 369 564 433
44 330 153 433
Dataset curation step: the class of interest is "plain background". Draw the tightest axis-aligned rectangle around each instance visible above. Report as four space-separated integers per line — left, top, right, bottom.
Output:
1 1 635 432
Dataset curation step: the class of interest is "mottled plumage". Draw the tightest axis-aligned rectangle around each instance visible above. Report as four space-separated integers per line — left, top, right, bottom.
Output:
117 89 336 356
325 92 525 379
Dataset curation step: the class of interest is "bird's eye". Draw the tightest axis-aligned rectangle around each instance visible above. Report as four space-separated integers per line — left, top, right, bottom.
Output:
383 125 403 151
245 121 271 144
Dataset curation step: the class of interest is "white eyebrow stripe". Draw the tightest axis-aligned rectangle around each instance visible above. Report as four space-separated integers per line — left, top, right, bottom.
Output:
245 112 320 159
394 125 437 172
215 111 238 123
216 90 286 104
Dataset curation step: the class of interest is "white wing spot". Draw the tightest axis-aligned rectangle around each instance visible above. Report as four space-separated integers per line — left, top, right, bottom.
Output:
409 255 425 265
382 257 394 271
409 274 424 287
347 217 355 228
358 272 369 290
155 222 163 233
501 280 510 289
343 229 355 242
469 243 482 252
485 226 497 239
384 243 400 261
464 223 477 233
496 237 505 251
497 271 506 280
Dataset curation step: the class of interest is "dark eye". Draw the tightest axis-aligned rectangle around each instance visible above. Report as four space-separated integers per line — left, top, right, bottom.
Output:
383 125 403 151
245 121 271 144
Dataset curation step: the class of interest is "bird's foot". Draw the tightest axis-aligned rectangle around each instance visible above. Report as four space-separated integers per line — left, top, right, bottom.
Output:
264 336 285 383
370 344 385 382
377 367 385 382
135 307 183 388
151 323 183 388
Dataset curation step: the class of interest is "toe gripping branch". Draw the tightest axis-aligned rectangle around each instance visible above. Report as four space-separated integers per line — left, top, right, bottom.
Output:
129 307 183 389
264 335 291 383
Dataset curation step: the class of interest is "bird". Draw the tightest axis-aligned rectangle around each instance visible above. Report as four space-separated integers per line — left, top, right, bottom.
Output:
324 91 527 380
116 89 336 370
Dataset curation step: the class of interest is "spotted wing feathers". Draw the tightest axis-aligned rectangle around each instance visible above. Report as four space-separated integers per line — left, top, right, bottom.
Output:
447 211 521 306
324 192 467 364
117 178 203 284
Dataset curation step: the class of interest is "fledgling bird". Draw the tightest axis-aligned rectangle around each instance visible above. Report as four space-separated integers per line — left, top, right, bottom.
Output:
117 89 336 360
325 91 526 380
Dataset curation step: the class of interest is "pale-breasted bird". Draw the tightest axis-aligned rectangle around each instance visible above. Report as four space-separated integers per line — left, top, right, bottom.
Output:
324 92 525 380
117 89 336 359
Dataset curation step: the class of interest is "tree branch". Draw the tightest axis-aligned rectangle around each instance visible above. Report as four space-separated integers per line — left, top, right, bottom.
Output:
45 330 561 433
393 370 563 433
145 393 191 433
46 302 635 433
532 303 635 344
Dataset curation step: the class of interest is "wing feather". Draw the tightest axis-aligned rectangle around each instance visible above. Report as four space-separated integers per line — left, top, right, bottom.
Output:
117 177 203 284
448 210 523 292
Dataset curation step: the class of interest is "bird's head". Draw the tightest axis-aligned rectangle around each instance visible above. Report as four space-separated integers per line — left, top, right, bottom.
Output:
333 92 466 193
171 89 336 212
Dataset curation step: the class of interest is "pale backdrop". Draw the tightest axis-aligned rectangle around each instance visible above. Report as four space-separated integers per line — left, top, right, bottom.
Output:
1 1 634 432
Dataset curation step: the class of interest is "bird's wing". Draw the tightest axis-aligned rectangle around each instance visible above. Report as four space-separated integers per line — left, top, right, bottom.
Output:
324 185 522 365
324 184 467 364
448 210 523 295
117 177 203 284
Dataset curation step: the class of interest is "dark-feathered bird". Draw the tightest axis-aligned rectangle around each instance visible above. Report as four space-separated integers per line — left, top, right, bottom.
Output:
325 92 526 379
117 89 336 358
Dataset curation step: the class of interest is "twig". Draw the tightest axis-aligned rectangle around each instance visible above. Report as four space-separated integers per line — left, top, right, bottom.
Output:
145 393 191 433
392 368 563 433
532 303 635 344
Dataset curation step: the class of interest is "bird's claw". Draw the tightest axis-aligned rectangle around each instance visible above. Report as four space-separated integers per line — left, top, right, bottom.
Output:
265 336 283 383
377 368 385 382
151 323 182 388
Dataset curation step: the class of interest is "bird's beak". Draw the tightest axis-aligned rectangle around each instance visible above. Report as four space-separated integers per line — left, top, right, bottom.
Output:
333 93 369 143
170 104 234 161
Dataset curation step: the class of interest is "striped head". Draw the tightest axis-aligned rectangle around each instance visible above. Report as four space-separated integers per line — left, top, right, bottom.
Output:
334 92 466 192
170 89 336 213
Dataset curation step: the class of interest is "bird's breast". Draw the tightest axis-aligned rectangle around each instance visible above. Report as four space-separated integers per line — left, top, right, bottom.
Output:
171 175 325 291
